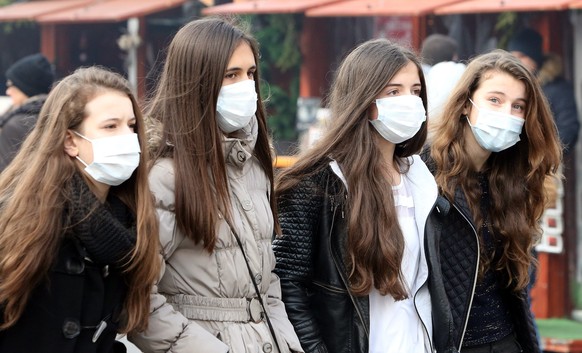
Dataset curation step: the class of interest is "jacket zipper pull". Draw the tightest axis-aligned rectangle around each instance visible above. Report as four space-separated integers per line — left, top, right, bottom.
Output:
92 320 107 343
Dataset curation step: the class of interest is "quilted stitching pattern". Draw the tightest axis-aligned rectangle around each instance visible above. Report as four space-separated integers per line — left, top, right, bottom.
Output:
273 173 324 281
436 190 540 352
439 207 478 339
273 171 329 353
422 151 540 352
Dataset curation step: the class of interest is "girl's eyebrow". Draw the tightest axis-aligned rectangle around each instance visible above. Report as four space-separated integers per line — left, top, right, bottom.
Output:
485 90 527 101
226 64 257 72
385 82 421 88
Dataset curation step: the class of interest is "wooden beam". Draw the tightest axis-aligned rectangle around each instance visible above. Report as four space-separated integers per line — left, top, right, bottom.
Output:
137 16 147 101
39 24 56 63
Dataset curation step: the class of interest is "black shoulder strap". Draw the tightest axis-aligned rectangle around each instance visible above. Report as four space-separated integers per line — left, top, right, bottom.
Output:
225 219 282 353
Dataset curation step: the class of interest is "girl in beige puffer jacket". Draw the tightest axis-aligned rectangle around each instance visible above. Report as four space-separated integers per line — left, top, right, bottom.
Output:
129 17 303 353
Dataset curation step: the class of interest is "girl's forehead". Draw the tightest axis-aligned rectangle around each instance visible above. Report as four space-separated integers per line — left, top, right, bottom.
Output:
475 71 526 98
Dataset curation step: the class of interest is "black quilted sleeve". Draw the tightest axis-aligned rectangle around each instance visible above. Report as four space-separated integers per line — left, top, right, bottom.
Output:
273 174 328 353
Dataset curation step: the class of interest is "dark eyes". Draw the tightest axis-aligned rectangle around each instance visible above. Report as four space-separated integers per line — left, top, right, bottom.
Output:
104 122 136 130
386 89 421 96
225 71 256 80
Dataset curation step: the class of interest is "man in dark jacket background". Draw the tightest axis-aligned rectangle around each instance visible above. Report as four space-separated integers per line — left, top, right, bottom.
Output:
0 53 54 172
508 28 579 347
508 28 580 153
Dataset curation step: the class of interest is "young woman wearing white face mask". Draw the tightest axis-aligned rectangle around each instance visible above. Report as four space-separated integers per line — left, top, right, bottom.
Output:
0 67 159 353
273 38 440 353
129 17 303 353
424 50 561 353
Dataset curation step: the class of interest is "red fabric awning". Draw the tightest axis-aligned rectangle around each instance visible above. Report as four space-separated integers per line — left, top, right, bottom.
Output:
0 0 93 21
306 0 466 17
37 0 187 24
435 0 576 14
202 0 346 15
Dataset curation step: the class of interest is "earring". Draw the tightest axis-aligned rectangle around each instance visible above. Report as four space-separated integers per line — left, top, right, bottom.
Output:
461 114 468 120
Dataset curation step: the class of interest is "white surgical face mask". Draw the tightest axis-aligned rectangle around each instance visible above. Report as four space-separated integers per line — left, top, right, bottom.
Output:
369 95 426 144
216 80 258 133
467 98 525 152
74 131 141 186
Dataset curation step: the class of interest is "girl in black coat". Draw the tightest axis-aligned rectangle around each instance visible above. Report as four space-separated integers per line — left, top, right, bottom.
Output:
425 50 562 353
0 67 159 353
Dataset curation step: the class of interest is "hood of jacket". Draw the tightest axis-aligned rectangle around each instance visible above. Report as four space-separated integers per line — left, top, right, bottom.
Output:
538 53 563 86
0 94 46 128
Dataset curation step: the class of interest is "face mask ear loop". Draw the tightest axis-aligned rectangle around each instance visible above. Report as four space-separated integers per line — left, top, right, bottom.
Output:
465 98 479 126
468 97 480 110
71 130 91 142
75 155 89 167
70 130 92 167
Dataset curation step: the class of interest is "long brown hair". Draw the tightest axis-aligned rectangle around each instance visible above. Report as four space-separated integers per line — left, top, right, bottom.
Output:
147 17 276 252
0 67 160 332
430 50 562 290
277 39 428 299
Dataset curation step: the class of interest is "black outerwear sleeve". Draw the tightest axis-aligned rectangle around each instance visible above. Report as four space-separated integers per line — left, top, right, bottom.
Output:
543 78 580 153
0 96 45 172
273 174 329 353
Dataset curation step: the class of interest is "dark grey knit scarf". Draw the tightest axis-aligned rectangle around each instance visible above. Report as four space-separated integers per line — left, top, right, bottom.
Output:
66 173 136 267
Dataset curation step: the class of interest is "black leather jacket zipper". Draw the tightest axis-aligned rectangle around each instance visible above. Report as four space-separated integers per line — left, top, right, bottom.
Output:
451 203 480 350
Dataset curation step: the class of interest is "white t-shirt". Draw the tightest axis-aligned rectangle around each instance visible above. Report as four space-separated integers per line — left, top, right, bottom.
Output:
368 176 428 353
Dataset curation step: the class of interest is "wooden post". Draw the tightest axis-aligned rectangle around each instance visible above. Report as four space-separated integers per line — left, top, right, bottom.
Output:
137 16 147 101
529 11 576 319
41 23 69 78
411 15 426 51
40 24 56 63
299 16 331 98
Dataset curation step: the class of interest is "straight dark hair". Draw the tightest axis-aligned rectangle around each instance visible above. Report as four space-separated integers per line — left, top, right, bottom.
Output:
277 39 428 299
147 17 276 252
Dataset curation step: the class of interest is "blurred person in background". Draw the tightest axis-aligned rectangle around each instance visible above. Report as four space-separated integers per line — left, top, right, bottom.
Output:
508 28 579 153
420 33 459 75
420 34 466 143
508 27 578 347
0 53 55 172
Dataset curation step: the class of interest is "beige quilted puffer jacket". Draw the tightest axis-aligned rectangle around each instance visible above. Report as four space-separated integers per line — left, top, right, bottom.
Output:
130 120 303 353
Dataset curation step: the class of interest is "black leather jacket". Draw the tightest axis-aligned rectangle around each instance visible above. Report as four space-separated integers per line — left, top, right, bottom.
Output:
274 167 366 353
425 184 541 353
274 165 441 353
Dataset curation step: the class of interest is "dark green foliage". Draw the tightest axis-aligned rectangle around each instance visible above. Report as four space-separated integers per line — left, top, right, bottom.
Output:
261 76 299 141
496 12 518 50
246 14 302 141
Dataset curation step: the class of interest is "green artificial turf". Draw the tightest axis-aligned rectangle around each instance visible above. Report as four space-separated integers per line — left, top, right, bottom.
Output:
537 318 582 340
